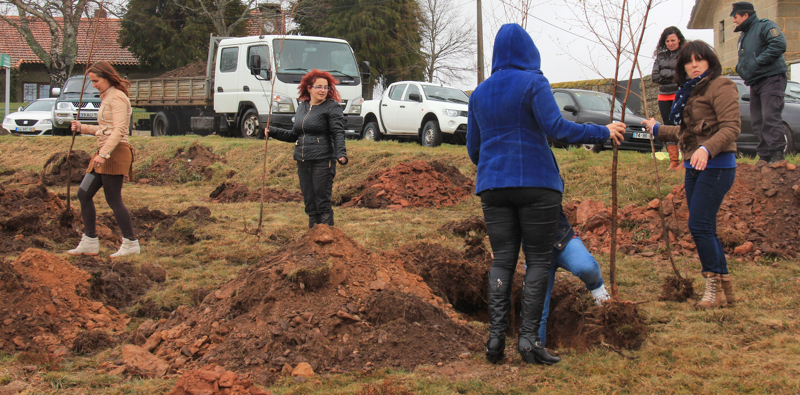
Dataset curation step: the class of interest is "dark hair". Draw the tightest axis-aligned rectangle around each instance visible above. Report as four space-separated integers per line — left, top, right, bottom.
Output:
654 26 685 55
297 69 341 103
87 61 130 96
674 40 722 85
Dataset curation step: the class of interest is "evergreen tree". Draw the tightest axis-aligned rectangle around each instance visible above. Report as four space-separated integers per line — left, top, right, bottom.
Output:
119 0 248 70
292 0 424 96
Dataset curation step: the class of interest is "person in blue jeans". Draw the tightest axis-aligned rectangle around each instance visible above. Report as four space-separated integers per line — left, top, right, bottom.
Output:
538 208 610 346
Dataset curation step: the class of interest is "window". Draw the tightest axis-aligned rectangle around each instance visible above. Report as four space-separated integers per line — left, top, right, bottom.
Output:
219 47 239 73
388 84 407 100
23 83 37 102
403 84 421 101
719 20 725 44
247 45 270 79
553 91 575 111
39 85 50 99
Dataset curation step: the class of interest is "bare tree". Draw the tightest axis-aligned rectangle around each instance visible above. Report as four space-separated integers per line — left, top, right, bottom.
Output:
0 0 94 88
173 0 259 37
416 0 474 85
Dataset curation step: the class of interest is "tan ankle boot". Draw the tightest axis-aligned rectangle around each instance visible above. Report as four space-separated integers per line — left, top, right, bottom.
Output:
696 272 727 309
720 274 736 306
666 145 680 171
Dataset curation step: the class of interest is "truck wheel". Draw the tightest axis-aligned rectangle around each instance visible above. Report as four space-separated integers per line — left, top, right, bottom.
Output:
782 124 796 155
362 121 381 141
152 111 175 137
240 109 262 139
421 120 443 147
53 127 70 136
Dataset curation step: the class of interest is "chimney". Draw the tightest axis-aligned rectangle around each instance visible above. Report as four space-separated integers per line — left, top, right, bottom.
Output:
94 8 107 18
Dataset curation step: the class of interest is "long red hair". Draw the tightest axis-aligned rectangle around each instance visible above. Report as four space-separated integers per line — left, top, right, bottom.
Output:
298 69 340 102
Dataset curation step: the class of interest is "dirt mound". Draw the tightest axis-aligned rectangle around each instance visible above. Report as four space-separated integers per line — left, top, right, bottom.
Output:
41 150 93 186
440 216 487 236
71 255 161 311
158 61 209 78
207 182 302 203
135 225 482 385
99 205 213 245
545 275 647 350
167 364 270 395
0 184 81 254
564 163 800 261
138 143 226 185
2 169 40 185
0 249 130 354
340 160 474 209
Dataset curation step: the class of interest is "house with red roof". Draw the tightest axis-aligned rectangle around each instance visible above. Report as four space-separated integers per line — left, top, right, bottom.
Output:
0 13 153 102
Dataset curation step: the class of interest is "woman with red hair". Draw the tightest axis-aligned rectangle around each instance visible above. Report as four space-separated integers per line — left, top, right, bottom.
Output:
268 69 348 228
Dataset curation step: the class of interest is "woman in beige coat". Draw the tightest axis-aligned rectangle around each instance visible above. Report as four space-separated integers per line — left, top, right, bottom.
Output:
67 61 139 258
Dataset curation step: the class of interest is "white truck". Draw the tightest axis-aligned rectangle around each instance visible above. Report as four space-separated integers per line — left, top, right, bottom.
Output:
359 81 469 147
128 34 369 137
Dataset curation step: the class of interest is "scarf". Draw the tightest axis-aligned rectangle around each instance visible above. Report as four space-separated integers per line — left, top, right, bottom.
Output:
669 70 711 125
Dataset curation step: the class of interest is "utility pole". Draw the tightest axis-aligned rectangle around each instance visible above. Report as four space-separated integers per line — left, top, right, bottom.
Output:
476 0 484 84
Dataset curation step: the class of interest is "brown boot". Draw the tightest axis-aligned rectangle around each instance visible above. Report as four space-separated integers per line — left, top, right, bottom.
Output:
720 274 736 306
666 145 680 171
696 272 727 309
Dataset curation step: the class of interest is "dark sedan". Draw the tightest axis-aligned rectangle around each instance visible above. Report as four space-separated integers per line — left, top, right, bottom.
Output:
551 88 662 152
726 75 799 155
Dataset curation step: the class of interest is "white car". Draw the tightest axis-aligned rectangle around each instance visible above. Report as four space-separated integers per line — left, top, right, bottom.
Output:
359 81 468 147
2 98 56 136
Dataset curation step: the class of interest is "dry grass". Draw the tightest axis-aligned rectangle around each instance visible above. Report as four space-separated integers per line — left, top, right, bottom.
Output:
0 135 798 394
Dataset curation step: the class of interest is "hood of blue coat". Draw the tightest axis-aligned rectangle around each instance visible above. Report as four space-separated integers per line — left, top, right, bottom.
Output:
491 24 542 74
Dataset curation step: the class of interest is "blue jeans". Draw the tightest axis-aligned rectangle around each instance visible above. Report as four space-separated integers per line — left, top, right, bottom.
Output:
538 237 604 344
684 167 736 274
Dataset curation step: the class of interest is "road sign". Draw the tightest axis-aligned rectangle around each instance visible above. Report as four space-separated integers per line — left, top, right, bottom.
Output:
0 54 10 68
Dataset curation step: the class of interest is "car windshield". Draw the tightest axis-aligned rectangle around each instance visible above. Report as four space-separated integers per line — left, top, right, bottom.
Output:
62 77 99 94
574 91 634 115
421 85 469 104
786 82 800 100
273 39 359 77
24 100 54 112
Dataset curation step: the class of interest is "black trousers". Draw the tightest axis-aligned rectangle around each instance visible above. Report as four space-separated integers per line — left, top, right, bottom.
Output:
481 187 561 340
78 171 136 240
297 159 336 227
750 73 787 157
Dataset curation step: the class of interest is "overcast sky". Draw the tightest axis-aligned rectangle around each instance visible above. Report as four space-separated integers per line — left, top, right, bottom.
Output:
455 0 716 90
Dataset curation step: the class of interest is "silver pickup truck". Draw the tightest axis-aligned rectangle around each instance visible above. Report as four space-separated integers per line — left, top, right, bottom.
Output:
51 75 101 136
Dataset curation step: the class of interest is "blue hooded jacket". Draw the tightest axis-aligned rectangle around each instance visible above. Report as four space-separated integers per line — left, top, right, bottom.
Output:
467 24 610 195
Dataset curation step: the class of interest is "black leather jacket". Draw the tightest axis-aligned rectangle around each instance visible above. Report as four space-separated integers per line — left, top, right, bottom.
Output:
268 99 347 162
652 49 679 95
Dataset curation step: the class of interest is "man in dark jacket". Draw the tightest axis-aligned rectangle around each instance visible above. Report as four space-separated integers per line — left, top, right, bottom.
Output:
732 1 788 166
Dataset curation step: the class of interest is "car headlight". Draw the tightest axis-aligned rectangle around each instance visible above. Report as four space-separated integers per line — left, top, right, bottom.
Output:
2 117 9 124
442 109 459 117
348 97 364 115
56 102 73 110
271 94 294 113
39 119 52 125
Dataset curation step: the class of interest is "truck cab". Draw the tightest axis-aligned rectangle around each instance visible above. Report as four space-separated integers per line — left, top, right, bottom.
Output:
51 76 101 136
214 35 367 137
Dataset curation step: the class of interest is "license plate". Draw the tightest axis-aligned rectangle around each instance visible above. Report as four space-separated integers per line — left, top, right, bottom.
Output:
16 126 34 132
79 112 97 119
632 132 650 139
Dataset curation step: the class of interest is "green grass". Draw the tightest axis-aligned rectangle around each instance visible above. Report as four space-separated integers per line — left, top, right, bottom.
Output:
0 136 798 394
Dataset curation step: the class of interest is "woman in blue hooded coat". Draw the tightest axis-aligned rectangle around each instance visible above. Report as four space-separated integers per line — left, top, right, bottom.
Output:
467 24 624 365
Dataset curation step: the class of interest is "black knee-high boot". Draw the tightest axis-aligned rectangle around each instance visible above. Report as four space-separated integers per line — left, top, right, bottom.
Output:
518 268 561 365
486 266 513 364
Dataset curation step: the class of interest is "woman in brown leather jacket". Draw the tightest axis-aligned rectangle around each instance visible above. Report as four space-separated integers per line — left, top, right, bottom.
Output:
67 61 139 258
643 41 740 309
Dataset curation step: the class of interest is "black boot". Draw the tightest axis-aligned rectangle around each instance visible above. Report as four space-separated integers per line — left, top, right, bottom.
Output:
308 215 320 229
518 270 560 365
768 150 786 165
319 212 334 226
486 269 513 364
